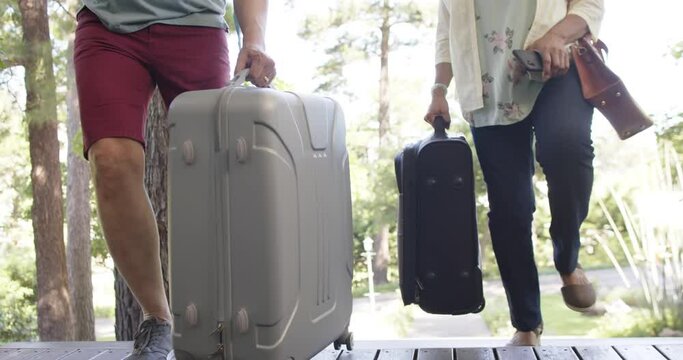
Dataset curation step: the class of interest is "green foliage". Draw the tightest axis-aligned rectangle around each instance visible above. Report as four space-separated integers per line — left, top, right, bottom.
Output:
223 3 236 34
593 141 683 334
349 134 400 287
589 309 681 337
672 41 683 60
0 244 37 343
93 305 114 319
0 79 32 225
0 276 37 342
656 115 683 156
0 0 23 71
90 188 108 264
299 0 424 94
657 40 683 173
387 303 414 337
595 288 683 337
301 1 431 289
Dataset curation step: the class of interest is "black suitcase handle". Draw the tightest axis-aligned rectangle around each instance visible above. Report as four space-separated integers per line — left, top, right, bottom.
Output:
432 116 448 139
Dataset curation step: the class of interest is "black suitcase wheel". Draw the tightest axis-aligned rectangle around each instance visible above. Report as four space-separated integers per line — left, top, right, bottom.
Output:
473 299 486 314
333 328 354 351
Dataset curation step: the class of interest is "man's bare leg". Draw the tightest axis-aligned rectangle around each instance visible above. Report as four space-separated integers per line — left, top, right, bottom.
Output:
89 138 171 323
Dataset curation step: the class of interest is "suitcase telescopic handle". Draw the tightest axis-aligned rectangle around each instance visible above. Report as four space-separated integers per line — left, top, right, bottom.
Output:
432 116 448 139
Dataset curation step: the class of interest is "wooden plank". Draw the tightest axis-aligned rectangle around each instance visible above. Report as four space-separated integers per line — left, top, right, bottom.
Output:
1 343 130 350
573 346 622 360
0 349 48 360
376 349 414 360
455 348 495 360
655 344 683 360
614 345 666 360
417 348 453 360
88 349 131 360
337 349 378 360
57 349 110 360
310 349 341 360
535 346 578 360
25 348 78 359
495 347 537 360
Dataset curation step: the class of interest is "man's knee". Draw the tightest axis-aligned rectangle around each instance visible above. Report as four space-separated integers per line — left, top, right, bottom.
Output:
89 138 145 198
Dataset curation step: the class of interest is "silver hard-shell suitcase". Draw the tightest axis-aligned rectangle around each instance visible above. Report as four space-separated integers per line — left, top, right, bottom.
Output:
168 71 354 359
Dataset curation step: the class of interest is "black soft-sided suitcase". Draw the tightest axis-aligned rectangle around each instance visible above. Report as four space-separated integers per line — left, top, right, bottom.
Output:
394 117 485 314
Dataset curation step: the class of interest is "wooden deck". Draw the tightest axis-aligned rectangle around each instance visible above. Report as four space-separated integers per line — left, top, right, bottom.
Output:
2 339 682 360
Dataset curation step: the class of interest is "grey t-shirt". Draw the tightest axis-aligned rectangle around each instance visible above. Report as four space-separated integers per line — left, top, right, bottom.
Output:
81 0 228 34
465 0 543 128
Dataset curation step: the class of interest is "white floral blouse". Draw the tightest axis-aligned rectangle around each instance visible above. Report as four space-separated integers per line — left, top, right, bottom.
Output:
466 0 544 128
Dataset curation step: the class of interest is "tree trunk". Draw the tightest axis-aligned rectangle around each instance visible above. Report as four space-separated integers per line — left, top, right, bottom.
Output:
143 90 170 302
66 39 95 341
372 224 390 285
18 0 74 341
370 0 392 285
114 267 142 340
378 0 391 144
114 89 168 339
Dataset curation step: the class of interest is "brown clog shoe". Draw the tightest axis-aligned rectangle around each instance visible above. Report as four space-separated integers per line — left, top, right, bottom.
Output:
561 265 596 312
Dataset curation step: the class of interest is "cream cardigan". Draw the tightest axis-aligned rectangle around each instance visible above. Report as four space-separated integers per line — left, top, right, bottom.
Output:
435 0 605 112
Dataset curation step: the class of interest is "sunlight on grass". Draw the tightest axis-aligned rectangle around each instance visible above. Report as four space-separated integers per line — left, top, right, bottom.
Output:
540 295 603 335
481 294 603 336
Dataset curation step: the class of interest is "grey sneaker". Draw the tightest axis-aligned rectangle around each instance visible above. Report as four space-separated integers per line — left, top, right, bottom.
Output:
124 318 174 360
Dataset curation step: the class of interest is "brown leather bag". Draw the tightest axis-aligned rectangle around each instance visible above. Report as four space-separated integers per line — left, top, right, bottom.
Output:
572 35 653 140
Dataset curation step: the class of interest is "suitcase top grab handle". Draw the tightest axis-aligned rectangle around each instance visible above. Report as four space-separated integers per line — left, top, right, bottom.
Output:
229 68 250 87
432 116 448 140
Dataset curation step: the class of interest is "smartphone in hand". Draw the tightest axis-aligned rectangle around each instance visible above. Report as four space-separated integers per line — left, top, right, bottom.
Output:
513 50 543 72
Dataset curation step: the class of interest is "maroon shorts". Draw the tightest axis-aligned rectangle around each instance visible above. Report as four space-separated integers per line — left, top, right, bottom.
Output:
74 9 230 157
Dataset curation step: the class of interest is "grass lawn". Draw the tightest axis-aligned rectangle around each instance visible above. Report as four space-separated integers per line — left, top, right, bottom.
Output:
481 293 604 336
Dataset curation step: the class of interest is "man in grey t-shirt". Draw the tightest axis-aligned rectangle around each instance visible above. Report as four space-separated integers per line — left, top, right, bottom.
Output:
74 1 275 358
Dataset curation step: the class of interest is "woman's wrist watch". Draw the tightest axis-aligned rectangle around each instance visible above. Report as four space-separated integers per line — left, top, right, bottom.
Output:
431 83 448 97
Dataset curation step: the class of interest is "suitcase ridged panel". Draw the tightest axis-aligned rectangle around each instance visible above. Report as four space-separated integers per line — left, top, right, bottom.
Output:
169 87 352 360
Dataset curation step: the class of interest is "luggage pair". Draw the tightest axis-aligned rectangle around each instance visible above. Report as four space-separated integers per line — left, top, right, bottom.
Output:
166 70 483 359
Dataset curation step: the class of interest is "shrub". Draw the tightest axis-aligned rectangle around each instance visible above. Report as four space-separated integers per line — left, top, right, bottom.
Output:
0 247 37 343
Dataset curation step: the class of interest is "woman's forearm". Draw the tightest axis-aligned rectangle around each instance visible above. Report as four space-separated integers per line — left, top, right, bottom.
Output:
433 62 454 98
548 14 590 45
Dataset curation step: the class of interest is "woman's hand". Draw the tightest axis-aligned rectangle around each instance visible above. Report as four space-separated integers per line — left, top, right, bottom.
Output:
528 31 570 81
424 93 451 129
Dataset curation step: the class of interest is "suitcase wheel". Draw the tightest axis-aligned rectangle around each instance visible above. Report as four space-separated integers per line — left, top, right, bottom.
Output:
472 299 486 314
333 328 354 351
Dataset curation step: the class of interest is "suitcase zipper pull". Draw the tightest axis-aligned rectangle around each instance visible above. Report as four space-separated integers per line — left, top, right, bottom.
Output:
209 322 224 336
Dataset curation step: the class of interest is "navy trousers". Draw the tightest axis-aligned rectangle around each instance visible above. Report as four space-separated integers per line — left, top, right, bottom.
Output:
471 65 595 331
